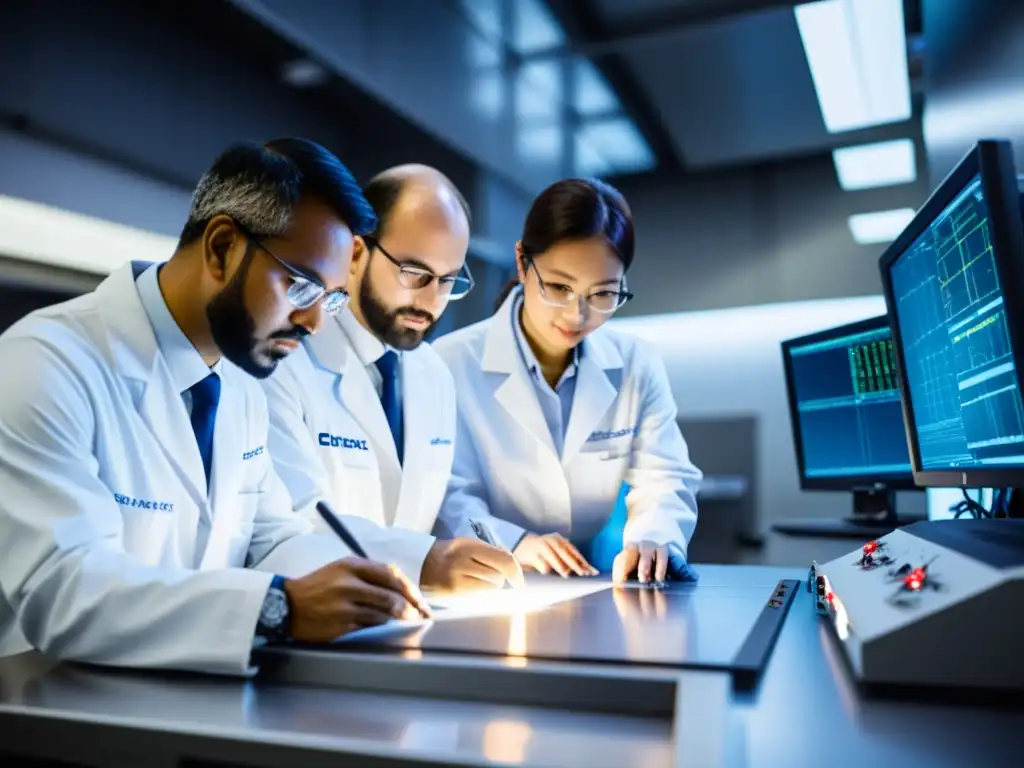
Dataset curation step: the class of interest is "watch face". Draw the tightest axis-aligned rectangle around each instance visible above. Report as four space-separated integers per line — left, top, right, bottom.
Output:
261 587 289 627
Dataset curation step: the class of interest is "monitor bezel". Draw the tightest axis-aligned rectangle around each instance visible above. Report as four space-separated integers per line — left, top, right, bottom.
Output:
781 314 919 492
878 139 1024 488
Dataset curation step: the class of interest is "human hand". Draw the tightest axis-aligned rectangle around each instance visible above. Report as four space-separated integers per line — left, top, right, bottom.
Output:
513 533 598 577
283 557 431 642
421 537 525 594
612 541 670 584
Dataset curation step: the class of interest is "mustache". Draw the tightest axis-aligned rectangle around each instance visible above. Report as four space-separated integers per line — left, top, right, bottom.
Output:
396 308 435 323
269 326 311 342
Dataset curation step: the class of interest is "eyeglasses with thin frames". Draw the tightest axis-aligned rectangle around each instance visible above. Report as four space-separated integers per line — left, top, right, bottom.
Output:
364 236 475 300
235 223 351 315
525 257 633 314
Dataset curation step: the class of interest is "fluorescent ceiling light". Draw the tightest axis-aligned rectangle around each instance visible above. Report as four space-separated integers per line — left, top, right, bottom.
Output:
574 117 656 176
833 138 916 190
848 208 916 244
0 194 177 274
795 0 912 133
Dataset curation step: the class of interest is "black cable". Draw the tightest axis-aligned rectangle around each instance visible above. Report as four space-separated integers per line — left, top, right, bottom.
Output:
993 488 1008 519
949 487 991 519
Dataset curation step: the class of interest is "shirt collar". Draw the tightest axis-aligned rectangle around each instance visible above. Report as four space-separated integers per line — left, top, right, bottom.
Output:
135 263 220 393
510 287 580 382
337 307 394 366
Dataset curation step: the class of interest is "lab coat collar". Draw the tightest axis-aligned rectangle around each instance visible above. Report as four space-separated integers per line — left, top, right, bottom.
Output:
304 313 357 374
303 311 402 473
483 285 624 461
304 309 398 374
338 307 392 367
93 261 164 384
93 260 210 510
509 289 580 386
135 262 222 394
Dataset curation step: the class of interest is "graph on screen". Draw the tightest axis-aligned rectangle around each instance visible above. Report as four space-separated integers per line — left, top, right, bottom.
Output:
790 326 912 479
889 174 1024 470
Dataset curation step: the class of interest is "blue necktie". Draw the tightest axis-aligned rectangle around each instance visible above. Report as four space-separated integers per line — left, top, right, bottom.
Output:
188 373 221 492
375 351 403 464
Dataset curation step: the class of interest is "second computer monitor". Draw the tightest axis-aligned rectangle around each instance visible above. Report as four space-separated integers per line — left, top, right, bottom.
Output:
782 316 917 522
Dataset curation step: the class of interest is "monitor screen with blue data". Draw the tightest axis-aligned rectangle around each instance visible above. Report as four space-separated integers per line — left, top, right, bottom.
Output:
782 316 915 489
887 173 1024 475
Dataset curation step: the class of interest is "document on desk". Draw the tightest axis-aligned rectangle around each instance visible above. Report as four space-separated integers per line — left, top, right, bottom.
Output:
332 574 613 645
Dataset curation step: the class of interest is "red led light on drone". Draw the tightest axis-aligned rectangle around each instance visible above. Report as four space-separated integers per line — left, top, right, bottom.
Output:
904 568 926 591
863 541 878 554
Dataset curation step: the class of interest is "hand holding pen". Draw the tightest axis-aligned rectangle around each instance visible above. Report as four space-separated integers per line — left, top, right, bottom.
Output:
278 502 432 643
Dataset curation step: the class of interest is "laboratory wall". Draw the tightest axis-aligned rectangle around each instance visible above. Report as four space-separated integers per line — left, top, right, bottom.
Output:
611 152 931 316
922 0 1024 183
0 0 525 326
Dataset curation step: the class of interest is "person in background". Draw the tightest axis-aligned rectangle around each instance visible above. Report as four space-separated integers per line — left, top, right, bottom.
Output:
0 138 431 677
264 164 522 593
433 178 702 584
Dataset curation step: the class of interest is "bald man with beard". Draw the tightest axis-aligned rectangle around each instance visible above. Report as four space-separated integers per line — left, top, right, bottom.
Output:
263 165 523 595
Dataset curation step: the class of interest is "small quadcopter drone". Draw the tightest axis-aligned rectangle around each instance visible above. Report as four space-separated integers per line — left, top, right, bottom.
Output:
854 540 895 570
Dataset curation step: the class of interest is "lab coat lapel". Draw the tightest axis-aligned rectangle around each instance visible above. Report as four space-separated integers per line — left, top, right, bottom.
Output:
483 292 558 460
94 263 208 508
306 321 401 475
562 332 623 462
393 352 430 530
202 371 246 568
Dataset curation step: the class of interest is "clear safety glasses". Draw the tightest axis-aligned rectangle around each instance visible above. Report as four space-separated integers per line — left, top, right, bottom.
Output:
526 257 633 314
237 224 351 315
365 236 475 300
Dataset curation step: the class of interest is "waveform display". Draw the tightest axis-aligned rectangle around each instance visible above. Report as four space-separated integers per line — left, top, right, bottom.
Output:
889 174 1024 470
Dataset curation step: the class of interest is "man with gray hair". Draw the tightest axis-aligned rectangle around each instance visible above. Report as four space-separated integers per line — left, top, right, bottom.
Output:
0 138 434 676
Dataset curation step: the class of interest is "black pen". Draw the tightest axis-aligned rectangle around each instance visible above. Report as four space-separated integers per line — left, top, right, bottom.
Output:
316 501 368 558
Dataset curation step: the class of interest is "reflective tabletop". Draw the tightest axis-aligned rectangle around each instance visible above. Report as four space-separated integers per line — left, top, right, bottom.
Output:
322 570 787 674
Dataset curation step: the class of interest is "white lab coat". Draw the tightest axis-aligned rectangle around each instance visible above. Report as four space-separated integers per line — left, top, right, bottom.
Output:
432 289 702 556
0 261 350 676
262 311 455 583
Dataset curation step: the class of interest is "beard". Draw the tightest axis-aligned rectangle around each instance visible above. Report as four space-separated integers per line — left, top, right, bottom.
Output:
206 249 307 378
360 273 436 351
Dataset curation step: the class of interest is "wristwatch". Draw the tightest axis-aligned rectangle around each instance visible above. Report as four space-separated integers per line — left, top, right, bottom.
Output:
254 575 291 646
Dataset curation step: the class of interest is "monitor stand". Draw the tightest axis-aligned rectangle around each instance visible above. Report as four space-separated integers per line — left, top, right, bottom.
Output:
773 489 924 539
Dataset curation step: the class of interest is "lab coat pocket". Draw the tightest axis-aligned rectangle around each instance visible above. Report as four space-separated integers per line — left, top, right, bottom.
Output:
575 446 630 500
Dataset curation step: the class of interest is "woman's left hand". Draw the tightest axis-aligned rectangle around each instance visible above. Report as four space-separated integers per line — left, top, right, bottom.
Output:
612 541 669 584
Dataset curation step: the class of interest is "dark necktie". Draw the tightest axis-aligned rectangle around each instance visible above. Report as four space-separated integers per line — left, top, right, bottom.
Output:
188 372 221 492
375 351 403 464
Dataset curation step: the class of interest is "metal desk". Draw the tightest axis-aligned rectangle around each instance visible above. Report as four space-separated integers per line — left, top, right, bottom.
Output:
0 565 1021 767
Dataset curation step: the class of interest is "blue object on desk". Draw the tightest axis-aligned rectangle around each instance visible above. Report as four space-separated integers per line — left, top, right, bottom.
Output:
580 482 699 582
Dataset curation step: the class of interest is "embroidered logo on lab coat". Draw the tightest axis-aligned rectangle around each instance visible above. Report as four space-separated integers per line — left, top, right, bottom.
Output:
318 432 369 450
113 493 174 512
587 425 638 442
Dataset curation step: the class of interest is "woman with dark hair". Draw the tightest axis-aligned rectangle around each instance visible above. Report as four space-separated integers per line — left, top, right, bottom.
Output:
432 178 702 584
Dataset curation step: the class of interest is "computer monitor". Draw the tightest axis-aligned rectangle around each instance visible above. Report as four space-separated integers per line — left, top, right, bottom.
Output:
782 315 919 527
879 140 1024 499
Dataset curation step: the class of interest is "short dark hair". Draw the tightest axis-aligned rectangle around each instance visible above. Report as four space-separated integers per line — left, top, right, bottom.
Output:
494 178 634 311
363 167 471 239
178 137 377 247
